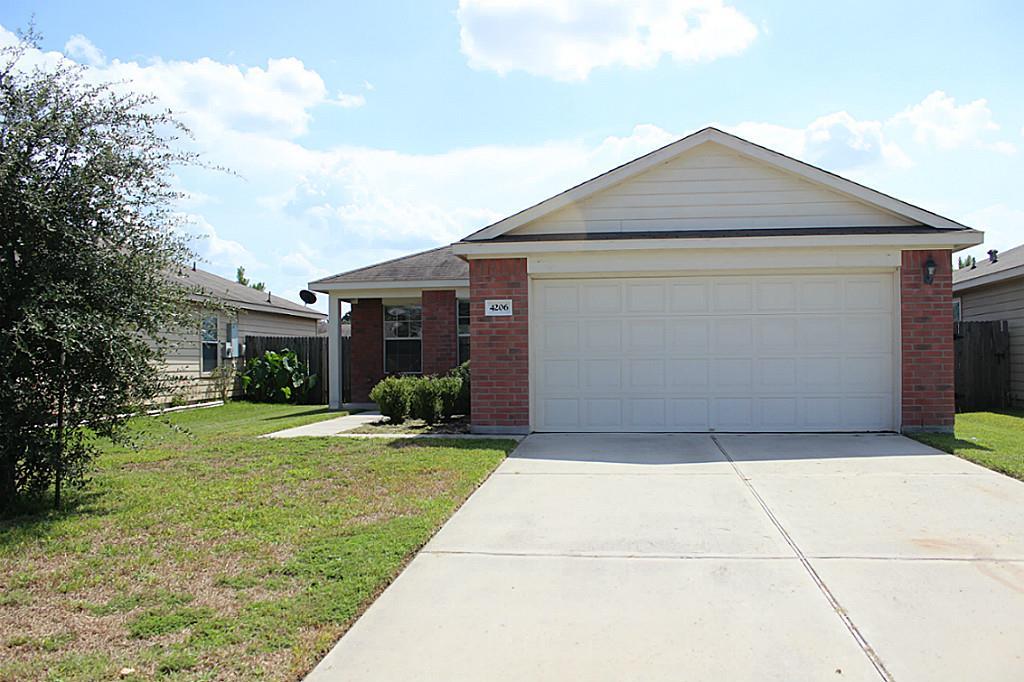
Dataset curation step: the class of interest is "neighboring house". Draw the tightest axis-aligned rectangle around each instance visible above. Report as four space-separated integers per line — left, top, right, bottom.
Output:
311 127 982 434
161 266 326 404
953 245 1024 406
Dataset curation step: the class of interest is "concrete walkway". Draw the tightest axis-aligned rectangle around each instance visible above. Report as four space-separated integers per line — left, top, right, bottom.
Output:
262 411 383 437
306 433 1024 681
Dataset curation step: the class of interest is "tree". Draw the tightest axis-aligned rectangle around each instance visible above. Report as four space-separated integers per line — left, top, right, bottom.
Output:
957 255 976 270
0 30 201 513
236 265 266 291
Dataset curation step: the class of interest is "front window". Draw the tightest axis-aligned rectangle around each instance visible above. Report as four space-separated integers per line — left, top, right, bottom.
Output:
952 298 962 322
201 315 219 373
457 299 471 364
384 304 422 374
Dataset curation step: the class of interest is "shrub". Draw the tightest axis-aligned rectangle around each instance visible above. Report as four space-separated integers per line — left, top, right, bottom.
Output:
240 349 315 403
435 375 463 420
449 361 470 416
369 376 412 423
409 377 443 425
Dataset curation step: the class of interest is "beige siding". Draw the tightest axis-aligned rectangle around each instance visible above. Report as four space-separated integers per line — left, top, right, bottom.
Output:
238 310 320 337
513 144 914 236
154 310 240 405
959 277 1024 406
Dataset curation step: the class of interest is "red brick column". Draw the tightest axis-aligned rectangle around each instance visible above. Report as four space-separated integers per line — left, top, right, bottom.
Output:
351 298 384 402
422 289 458 376
901 250 954 432
470 258 529 433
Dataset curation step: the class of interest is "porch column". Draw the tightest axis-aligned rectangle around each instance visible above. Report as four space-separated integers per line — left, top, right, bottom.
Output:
350 298 385 403
422 289 458 375
328 294 342 410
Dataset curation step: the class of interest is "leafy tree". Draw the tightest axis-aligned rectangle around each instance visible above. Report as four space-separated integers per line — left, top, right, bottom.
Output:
235 265 265 291
0 29 201 513
957 255 976 269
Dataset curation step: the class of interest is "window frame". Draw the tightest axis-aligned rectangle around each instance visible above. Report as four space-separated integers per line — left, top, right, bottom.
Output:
383 303 423 375
200 315 219 374
952 297 962 323
457 298 471 365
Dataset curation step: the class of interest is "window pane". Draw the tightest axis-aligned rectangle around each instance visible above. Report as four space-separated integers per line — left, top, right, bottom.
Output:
201 316 218 342
385 339 421 374
385 304 422 323
458 336 470 364
458 323 470 336
201 342 218 373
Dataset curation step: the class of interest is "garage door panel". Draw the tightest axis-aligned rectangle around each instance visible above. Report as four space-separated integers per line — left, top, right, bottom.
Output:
668 319 709 353
669 398 710 430
669 281 709 312
627 283 665 312
628 359 666 388
667 358 709 388
534 274 895 432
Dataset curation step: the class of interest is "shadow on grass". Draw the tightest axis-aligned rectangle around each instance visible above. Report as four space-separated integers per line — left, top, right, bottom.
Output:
385 438 518 452
262 407 331 420
913 434 993 454
0 488 111 545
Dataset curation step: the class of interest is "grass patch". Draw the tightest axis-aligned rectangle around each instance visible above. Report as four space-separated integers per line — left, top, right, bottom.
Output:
910 410 1024 480
0 402 514 681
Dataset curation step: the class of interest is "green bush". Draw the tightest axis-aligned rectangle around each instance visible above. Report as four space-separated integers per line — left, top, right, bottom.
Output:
409 377 443 425
240 349 315 403
369 376 413 423
435 375 463 420
449 361 470 416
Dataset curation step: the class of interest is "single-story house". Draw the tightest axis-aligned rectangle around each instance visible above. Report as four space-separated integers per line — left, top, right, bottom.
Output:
953 245 1023 406
311 127 982 434
161 265 326 404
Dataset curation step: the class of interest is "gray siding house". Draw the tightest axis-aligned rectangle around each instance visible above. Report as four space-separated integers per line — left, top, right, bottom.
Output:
953 245 1024 407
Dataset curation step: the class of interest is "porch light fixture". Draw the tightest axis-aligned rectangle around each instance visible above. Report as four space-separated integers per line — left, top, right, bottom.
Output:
923 257 937 284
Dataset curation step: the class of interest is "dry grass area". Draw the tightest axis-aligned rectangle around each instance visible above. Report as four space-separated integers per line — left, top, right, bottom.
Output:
0 403 513 681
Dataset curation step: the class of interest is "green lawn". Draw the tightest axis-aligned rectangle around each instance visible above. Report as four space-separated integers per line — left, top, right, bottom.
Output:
0 402 514 681
910 410 1024 481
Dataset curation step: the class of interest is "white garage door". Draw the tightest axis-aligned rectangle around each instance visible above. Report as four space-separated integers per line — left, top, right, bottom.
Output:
532 274 896 432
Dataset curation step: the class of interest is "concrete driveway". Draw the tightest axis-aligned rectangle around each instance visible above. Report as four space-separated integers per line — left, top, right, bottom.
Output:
306 433 1024 681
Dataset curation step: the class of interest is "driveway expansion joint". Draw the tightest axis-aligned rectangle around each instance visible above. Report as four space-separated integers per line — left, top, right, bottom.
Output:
711 435 896 682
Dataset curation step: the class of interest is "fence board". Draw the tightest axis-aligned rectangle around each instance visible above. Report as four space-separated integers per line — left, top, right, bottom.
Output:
954 321 1011 412
244 336 329 405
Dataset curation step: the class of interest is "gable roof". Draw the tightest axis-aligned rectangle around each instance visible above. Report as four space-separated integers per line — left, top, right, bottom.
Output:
178 266 325 319
309 245 468 289
463 127 975 242
954 244 1024 292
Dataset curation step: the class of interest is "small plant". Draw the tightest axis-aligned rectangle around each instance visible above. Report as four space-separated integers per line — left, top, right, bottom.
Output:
369 376 413 423
209 363 237 402
409 377 443 425
240 349 315 403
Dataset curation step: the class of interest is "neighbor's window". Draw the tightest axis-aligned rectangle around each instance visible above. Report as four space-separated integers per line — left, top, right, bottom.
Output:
952 298 962 322
201 315 219 373
384 304 422 374
457 299 471 364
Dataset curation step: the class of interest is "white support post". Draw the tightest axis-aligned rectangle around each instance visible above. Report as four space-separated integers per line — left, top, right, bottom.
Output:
327 294 342 410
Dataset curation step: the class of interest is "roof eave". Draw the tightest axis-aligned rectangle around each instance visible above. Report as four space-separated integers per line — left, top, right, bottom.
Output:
953 264 1024 293
310 278 469 295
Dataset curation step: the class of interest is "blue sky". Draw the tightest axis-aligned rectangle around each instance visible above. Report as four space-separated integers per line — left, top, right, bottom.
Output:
3 1 1023 310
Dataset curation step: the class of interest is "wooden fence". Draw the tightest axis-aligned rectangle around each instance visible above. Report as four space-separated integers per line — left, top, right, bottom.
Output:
954 321 1011 412
244 336 327 405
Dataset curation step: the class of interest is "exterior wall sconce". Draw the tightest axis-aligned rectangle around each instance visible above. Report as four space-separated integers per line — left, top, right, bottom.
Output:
923 257 937 284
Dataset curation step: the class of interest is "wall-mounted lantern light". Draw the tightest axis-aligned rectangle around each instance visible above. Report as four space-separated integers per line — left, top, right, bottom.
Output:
923 257 937 284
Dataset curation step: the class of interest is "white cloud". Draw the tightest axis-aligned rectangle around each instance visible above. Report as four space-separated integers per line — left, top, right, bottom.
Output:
184 215 260 270
457 0 758 81
960 204 1024 259
64 34 104 66
889 91 1015 154
728 111 911 171
363 80 375 91
335 91 366 108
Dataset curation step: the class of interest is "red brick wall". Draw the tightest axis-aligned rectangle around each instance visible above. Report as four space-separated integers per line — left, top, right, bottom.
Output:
901 250 954 432
422 289 458 376
470 258 529 432
351 298 384 402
